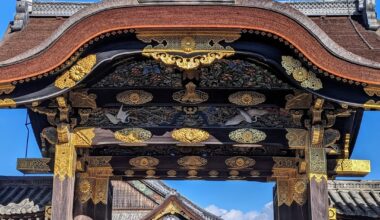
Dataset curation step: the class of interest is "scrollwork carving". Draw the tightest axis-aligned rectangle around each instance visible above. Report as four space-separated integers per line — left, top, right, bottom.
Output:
172 82 208 104
137 30 240 70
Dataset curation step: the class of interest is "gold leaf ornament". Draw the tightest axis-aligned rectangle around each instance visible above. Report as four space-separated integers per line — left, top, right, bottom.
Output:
228 91 266 106
229 129 266 144
171 128 210 143
281 56 322 90
55 55 97 89
116 90 153 105
114 128 152 143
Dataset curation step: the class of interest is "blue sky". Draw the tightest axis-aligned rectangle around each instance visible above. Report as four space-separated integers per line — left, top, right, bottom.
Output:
0 1 379 219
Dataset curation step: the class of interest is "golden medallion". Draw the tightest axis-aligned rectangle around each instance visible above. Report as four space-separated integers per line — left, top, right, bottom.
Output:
229 129 266 144
114 128 152 143
172 128 210 143
228 91 266 106
116 90 153 105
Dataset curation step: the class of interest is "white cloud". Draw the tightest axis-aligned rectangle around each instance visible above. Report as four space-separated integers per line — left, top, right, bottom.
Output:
205 202 273 220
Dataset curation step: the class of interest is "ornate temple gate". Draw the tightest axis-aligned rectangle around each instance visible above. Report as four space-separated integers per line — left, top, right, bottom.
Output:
1 1 379 219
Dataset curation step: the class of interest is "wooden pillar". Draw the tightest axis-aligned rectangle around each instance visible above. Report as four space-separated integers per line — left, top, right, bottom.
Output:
306 99 329 220
52 124 77 220
74 159 114 220
306 147 328 220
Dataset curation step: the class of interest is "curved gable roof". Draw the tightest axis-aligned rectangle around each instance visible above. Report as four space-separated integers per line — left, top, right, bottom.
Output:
0 0 379 84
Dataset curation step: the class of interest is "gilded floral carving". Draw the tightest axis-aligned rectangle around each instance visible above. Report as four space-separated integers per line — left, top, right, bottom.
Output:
281 56 322 90
114 128 152 143
228 91 266 106
129 156 159 169
229 129 266 144
55 55 97 89
225 156 255 169
177 156 207 169
172 128 210 143
116 90 153 105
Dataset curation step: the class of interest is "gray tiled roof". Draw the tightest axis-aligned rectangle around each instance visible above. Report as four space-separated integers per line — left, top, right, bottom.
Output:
328 180 380 219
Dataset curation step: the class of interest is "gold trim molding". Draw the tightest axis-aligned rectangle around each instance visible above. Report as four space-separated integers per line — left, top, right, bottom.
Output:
329 208 337 220
0 98 16 108
363 100 380 110
0 83 15 95
364 85 380 97
114 128 152 143
172 128 209 143
55 55 97 89
54 143 76 181
137 30 240 70
281 56 322 90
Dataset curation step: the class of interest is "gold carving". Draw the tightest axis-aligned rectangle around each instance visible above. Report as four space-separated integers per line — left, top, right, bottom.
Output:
363 100 380 110
146 170 158 178
167 170 177 177
125 170 134 177
173 82 208 104
130 156 159 169
329 208 337 220
273 157 298 169
343 134 350 159
282 56 322 90
286 129 308 149
229 128 266 144
116 90 153 105
54 143 76 181
69 89 97 109
229 170 244 180
250 170 260 177
277 178 307 206
137 30 240 70
225 156 255 169
45 206 52 219
178 156 207 169
114 128 152 143
77 177 109 205
209 170 219 177
55 55 97 89
308 148 327 183
0 83 15 95
86 156 112 168
73 127 95 147
228 91 266 106
17 158 51 174
172 128 210 143
333 159 371 176
364 85 380 96
187 170 199 178
0 98 16 108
